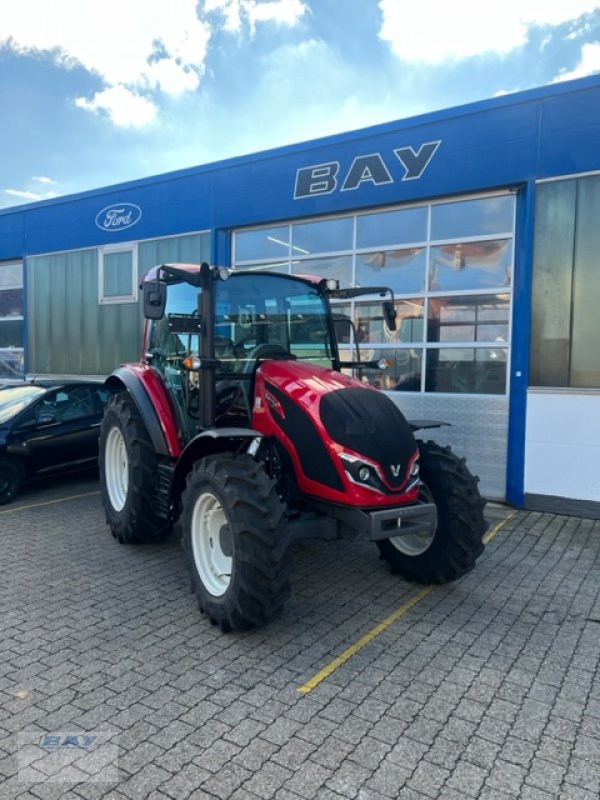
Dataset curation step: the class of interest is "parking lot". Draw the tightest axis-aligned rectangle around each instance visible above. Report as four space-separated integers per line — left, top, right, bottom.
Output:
1 476 599 800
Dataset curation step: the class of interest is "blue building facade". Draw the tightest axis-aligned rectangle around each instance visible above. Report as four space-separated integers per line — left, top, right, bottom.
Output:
1 75 599 512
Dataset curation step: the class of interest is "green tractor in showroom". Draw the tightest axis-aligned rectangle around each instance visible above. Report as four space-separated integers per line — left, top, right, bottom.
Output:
99 263 486 631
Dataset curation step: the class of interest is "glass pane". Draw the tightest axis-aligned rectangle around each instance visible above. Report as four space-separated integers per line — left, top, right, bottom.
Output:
428 294 510 344
429 239 512 291
426 347 507 394
103 251 132 297
356 206 427 248
240 262 290 274
358 348 423 392
235 226 290 262
0 263 23 289
353 299 424 345
0 288 23 318
0 319 24 348
291 255 352 286
431 195 515 240
0 346 24 378
529 180 576 387
292 217 353 255
570 176 600 388
356 247 426 294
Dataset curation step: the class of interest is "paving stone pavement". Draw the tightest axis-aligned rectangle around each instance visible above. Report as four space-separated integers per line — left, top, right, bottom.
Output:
1 475 599 800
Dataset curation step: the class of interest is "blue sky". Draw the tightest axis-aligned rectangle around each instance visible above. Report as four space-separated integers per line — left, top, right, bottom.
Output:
1 0 599 209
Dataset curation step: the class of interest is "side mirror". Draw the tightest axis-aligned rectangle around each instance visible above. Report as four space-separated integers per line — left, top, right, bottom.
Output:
36 412 57 426
143 279 167 320
382 300 397 332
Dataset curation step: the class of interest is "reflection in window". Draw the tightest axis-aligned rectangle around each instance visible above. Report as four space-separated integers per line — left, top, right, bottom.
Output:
429 240 512 291
428 294 510 344
431 195 515 240
292 217 353 255
235 226 290 262
356 248 426 294
357 206 428 248
359 348 423 392
353 299 424 345
531 176 600 388
426 348 507 394
233 192 514 396
291 255 352 286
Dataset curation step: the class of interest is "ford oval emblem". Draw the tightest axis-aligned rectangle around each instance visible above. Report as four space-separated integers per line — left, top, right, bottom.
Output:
95 203 142 232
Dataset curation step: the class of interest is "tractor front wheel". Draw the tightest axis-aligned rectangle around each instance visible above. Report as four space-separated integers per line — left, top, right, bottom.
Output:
377 440 486 583
99 392 171 544
182 453 290 632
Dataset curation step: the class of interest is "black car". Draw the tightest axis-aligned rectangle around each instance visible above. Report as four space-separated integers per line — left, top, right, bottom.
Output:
0 382 112 504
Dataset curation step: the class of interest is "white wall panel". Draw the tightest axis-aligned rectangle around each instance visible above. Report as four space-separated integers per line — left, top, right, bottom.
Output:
525 391 600 501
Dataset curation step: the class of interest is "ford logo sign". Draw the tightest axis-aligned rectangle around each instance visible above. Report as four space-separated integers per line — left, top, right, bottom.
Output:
95 203 142 232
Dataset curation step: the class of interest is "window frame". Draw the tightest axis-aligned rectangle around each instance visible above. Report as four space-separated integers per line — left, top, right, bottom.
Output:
232 191 516 396
98 243 138 305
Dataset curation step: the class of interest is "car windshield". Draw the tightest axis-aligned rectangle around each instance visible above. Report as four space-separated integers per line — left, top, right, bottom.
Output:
0 385 46 424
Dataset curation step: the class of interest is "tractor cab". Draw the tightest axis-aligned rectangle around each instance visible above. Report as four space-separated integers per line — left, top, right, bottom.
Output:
143 265 339 438
142 264 394 441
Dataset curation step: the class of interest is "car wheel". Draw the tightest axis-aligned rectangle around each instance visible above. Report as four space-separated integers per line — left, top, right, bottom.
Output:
0 457 24 505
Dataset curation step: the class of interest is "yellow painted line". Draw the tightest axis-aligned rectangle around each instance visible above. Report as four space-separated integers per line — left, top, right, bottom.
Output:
483 510 517 544
298 511 518 695
0 490 100 515
297 585 433 694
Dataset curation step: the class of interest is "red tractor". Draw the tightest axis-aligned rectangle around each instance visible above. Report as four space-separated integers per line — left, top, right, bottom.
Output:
99 263 486 631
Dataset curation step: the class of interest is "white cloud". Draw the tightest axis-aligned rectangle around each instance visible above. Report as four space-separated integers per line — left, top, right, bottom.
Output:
3 188 58 201
0 0 210 126
32 176 56 185
554 42 600 81
204 0 307 33
378 0 600 64
75 86 158 128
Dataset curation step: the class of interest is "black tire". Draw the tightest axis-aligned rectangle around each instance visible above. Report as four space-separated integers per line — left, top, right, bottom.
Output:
377 440 486 583
99 392 171 544
182 453 290 632
0 457 23 505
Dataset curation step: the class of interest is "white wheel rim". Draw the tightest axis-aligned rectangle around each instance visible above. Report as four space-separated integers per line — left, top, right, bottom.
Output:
105 426 129 512
191 492 232 597
389 482 438 556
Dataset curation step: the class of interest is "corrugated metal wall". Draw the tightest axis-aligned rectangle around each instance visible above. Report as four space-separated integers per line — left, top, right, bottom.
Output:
27 233 210 377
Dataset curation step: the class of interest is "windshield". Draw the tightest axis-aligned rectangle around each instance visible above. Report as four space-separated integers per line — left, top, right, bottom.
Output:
216 273 333 372
148 272 334 374
0 385 46 424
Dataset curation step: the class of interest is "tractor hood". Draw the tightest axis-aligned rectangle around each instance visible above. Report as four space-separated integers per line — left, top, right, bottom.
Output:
251 359 420 506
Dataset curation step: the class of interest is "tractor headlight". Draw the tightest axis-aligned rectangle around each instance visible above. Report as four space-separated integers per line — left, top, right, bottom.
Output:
358 465 371 482
339 452 383 493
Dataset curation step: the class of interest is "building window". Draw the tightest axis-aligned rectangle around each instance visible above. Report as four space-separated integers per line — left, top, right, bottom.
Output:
531 175 600 389
99 245 137 304
0 261 24 379
233 192 515 395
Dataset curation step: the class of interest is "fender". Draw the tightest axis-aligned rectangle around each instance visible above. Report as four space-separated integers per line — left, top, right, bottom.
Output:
105 366 180 457
171 427 263 501
408 420 450 432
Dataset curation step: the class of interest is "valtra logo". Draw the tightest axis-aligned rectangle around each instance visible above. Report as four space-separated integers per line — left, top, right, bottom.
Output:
95 203 142 232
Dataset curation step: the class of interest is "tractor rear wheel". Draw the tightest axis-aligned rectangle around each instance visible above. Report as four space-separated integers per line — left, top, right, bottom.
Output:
377 440 486 583
99 392 171 544
182 453 290 632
